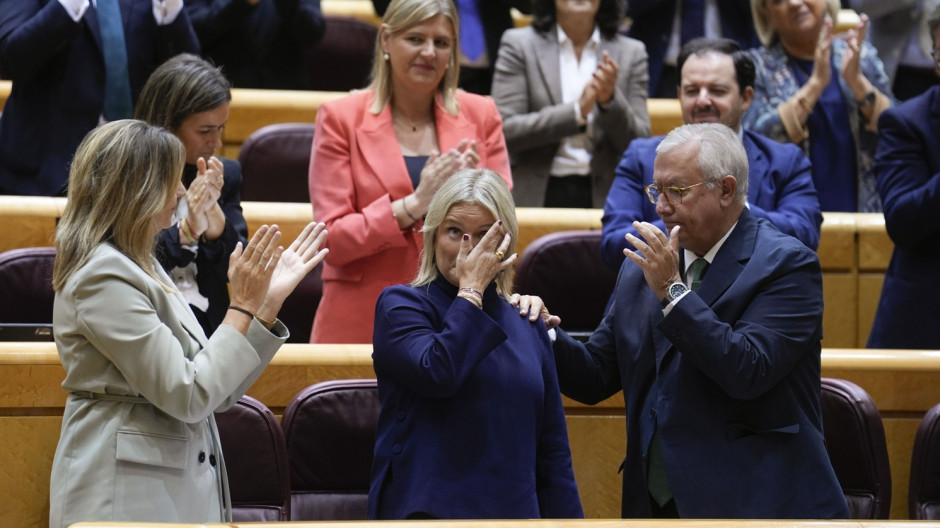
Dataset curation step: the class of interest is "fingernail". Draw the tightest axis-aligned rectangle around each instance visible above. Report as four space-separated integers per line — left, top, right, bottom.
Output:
463 234 469 240
498 220 502 226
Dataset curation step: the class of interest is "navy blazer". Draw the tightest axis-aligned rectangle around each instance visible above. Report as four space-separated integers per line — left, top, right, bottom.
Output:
554 209 849 518
868 85 940 348
624 0 759 96
0 0 199 196
370 276 582 519
155 158 248 335
600 129 822 269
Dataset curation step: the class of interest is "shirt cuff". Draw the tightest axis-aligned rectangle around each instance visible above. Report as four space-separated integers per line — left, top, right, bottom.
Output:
58 0 89 22
153 0 184 24
547 327 557 342
661 290 690 316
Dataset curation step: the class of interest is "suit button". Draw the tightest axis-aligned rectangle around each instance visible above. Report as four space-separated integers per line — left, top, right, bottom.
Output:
209 454 217 467
396 411 406 421
198 451 206 463
649 409 656 418
392 444 402 454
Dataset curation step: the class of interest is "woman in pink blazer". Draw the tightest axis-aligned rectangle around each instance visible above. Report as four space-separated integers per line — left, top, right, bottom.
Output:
308 0 512 343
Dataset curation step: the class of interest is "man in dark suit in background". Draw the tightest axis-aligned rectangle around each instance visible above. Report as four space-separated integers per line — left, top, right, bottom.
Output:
600 38 821 270
0 0 199 196
186 0 326 90
867 4 940 349
625 0 759 97
549 123 849 519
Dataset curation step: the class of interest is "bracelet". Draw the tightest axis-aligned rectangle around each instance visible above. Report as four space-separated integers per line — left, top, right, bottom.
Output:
797 95 813 112
229 305 254 319
457 287 483 304
255 314 276 330
457 292 483 309
180 218 199 243
401 197 418 222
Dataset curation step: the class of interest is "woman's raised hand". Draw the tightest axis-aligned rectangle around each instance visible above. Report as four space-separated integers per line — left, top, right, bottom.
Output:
414 139 478 212
258 222 329 320
455 220 516 293
810 16 833 90
227 224 283 315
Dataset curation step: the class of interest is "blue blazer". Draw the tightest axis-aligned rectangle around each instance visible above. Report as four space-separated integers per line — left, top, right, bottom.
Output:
0 0 199 196
600 129 822 269
370 276 583 519
868 86 940 348
624 0 759 96
155 158 248 335
554 209 849 518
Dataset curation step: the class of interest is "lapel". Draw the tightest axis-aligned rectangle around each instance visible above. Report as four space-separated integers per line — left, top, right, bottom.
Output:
355 98 414 198
653 210 756 368
435 93 477 153
535 29 563 106
742 130 767 204
154 261 210 352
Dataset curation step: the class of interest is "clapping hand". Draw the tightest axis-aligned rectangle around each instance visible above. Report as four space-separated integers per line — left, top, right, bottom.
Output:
624 221 682 301
260 222 329 318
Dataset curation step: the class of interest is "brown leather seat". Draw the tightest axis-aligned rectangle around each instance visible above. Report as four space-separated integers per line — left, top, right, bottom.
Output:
820 377 891 519
280 379 379 520
238 122 315 203
303 15 377 91
0 246 56 324
513 230 617 340
910 402 940 519
215 395 291 521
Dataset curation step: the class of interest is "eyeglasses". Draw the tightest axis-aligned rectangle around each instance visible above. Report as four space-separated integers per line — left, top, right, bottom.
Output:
644 181 709 206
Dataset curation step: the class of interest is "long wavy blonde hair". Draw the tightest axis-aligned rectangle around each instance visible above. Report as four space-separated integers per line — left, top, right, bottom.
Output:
53 120 185 291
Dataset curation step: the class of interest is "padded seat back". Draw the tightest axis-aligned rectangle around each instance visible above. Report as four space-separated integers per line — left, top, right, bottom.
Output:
820 378 891 519
513 230 617 338
215 395 291 522
303 16 377 91
279 265 323 343
238 123 315 203
910 402 940 519
0 247 56 323
281 379 379 520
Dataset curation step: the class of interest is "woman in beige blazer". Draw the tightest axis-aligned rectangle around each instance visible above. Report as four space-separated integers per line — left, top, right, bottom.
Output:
492 0 650 208
48 120 328 528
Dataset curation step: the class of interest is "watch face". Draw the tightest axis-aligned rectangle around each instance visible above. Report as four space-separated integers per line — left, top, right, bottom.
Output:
669 282 688 299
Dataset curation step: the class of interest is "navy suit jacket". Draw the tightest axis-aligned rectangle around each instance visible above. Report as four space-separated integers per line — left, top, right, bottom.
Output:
553 208 849 518
868 85 940 348
625 0 759 96
155 158 248 335
0 0 199 195
370 276 582 519
600 129 822 269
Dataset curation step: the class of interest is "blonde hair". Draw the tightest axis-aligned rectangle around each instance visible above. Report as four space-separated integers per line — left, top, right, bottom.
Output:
53 120 186 291
412 169 517 300
367 0 460 115
751 0 840 46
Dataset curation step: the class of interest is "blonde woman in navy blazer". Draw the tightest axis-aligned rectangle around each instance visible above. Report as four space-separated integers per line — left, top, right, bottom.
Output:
370 169 582 519
49 120 328 528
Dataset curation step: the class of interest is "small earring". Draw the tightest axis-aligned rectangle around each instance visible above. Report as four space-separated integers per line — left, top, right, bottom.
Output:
383 52 390 61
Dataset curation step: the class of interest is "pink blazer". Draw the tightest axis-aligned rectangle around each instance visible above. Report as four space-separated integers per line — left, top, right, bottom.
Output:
308 90 512 343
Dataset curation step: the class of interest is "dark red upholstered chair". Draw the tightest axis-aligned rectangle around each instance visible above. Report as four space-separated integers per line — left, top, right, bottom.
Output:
281 379 379 520
820 377 891 519
215 395 291 522
279 265 322 344
238 122 315 203
513 230 617 340
303 16 377 91
910 402 940 519
0 246 56 324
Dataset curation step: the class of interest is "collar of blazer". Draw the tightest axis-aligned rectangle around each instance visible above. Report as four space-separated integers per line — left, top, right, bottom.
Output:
356 91 478 200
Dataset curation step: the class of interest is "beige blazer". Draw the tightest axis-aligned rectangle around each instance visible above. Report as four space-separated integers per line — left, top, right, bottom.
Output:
492 25 651 207
49 243 286 528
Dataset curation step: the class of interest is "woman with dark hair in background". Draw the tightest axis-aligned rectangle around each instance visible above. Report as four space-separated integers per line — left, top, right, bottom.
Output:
136 53 248 334
492 0 649 208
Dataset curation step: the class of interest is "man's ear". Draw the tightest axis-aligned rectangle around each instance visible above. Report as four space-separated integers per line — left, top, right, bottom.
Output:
740 86 755 112
719 175 738 205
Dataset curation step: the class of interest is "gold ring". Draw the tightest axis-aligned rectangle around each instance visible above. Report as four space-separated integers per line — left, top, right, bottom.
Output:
494 250 505 260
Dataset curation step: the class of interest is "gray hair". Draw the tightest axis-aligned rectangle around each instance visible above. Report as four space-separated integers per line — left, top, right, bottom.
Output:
412 168 517 299
657 123 749 205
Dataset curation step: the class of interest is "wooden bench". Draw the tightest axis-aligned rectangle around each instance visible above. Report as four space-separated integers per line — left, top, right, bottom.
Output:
2 343 938 527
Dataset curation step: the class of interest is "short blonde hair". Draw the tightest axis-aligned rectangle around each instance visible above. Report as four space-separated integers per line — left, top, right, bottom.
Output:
412 169 517 300
751 0 840 46
53 120 185 291
367 0 460 115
